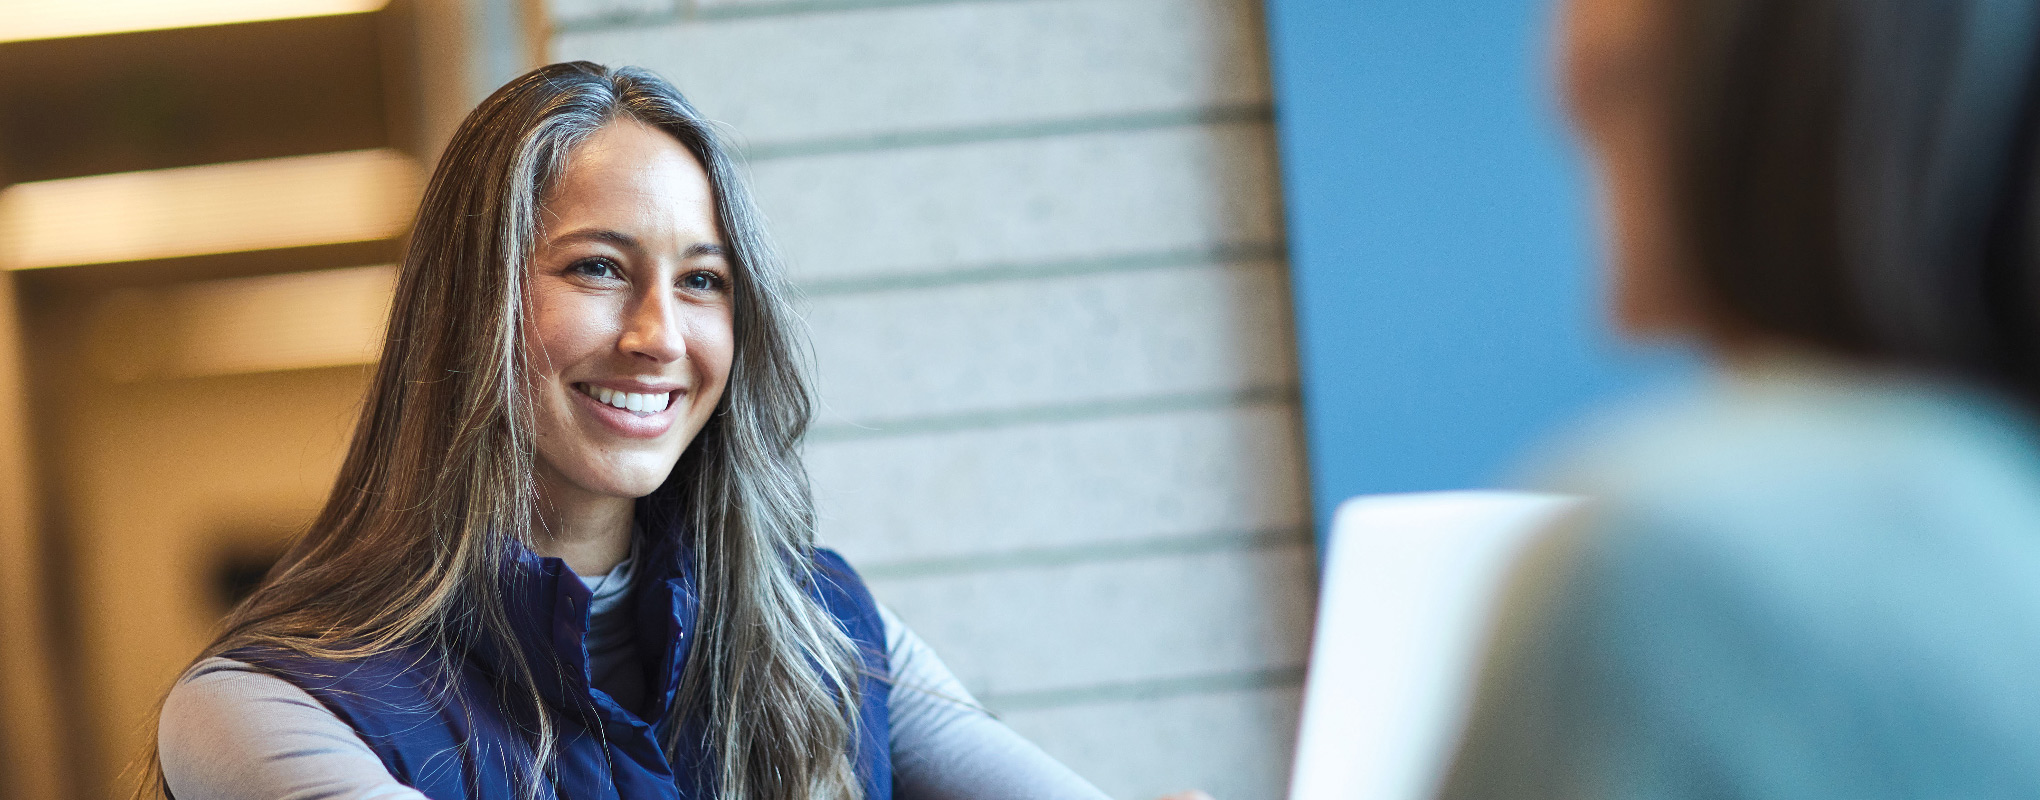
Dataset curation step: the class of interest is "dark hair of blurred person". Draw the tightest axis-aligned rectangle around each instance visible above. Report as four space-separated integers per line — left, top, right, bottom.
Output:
1575 0 2040 382
1439 0 2040 797
1668 0 2040 400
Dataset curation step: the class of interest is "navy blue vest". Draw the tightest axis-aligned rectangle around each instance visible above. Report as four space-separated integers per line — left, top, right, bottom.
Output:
228 523 891 800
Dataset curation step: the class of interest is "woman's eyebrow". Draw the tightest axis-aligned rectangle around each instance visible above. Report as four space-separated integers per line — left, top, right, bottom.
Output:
551 228 640 251
551 229 724 258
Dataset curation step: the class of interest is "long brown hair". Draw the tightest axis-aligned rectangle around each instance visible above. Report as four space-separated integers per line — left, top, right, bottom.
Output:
145 62 865 800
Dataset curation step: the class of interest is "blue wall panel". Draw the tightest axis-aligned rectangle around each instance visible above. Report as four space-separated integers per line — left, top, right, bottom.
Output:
1263 0 1665 541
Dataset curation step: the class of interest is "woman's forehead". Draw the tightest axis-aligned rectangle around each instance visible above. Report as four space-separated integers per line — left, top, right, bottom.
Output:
543 120 720 244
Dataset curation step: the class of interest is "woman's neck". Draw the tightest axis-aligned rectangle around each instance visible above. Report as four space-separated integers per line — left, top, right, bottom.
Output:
531 481 636 578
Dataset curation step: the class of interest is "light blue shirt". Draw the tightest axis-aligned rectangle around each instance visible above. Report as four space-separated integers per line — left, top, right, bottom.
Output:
1442 356 2040 799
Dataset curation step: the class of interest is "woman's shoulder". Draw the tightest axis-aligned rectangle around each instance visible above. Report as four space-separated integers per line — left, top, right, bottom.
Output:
161 658 427 800
1497 365 2040 791
1529 361 2040 665
1539 361 2040 527
163 654 408 730
166 656 323 713
809 547 887 641
163 657 334 752
812 546 858 575
211 642 449 697
809 547 877 600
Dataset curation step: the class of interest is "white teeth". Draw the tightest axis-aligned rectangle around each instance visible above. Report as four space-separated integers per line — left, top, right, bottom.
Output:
580 383 671 415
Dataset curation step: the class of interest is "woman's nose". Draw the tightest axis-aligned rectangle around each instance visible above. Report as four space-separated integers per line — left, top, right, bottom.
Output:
617 287 687 363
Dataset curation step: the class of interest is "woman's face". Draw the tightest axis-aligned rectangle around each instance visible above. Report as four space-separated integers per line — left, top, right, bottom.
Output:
524 119 735 507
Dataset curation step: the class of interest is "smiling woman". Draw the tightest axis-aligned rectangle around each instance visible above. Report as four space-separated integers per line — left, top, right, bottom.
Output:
143 62 1108 800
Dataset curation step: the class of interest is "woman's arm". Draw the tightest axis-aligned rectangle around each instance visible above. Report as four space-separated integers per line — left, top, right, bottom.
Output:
881 605 1111 800
159 658 428 800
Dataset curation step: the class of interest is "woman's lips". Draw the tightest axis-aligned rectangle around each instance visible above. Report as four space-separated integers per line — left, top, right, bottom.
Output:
571 381 682 437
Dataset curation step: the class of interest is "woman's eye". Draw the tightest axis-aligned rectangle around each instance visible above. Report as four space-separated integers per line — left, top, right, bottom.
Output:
568 257 622 280
681 271 726 292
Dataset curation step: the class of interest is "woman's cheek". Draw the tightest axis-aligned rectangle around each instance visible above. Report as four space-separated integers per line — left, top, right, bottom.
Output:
688 309 737 388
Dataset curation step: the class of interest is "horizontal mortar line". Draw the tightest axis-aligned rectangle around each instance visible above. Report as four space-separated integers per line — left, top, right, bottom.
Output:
795 242 1288 299
853 525 1314 581
805 385 1299 443
740 104 1274 162
559 0 1074 32
978 666 1308 713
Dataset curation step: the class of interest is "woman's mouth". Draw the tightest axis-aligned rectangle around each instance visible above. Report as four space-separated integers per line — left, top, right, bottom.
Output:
574 382 673 416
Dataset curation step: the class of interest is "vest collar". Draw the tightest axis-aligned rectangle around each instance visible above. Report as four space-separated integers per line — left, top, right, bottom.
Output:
478 498 700 727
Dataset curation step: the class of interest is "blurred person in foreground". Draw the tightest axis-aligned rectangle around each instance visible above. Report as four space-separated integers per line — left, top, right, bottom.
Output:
1440 0 2040 797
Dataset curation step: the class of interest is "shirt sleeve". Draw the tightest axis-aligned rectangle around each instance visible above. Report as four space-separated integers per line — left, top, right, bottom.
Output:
159 657 429 800
880 605 1112 800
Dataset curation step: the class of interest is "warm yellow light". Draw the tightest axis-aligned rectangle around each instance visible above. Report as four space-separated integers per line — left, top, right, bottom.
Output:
94 264 398 380
0 149 418 270
0 0 390 43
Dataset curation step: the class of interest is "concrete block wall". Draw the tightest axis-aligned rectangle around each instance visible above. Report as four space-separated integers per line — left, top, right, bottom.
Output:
544 1 1314 797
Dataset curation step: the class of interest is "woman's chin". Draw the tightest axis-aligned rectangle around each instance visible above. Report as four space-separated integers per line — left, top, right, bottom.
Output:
538 453 682 502
593 465 679 499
